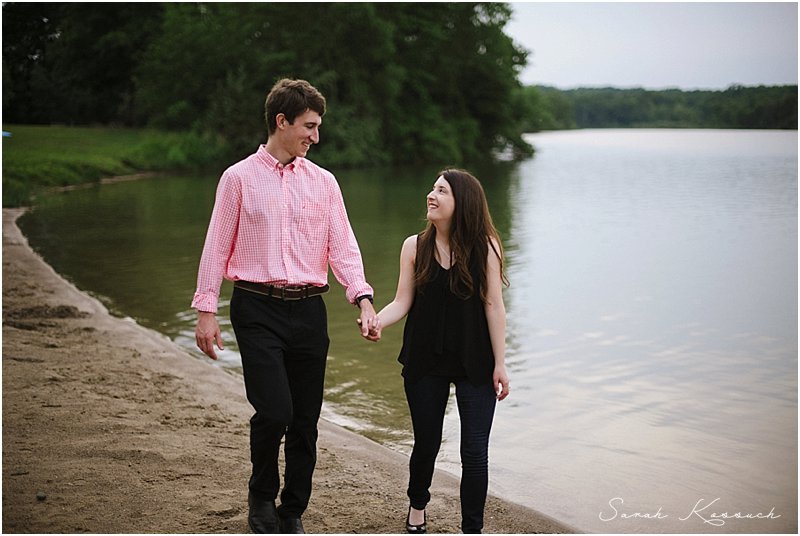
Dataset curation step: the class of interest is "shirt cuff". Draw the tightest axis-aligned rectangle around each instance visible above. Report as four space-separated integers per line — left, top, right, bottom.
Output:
346 283 374 305
191 291 219 314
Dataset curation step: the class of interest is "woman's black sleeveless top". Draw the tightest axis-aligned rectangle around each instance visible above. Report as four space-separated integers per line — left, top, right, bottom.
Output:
398 241 495 386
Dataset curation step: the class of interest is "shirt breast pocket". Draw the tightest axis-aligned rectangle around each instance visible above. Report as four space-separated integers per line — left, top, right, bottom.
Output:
296 201 328 240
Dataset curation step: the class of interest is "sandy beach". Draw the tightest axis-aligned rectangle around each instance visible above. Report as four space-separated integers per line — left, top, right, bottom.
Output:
2 208 572 534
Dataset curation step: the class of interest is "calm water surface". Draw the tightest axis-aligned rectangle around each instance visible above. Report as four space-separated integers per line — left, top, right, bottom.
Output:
19 130 797 533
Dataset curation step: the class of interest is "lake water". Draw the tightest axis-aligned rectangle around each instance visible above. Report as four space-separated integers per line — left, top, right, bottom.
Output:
18 129 797 533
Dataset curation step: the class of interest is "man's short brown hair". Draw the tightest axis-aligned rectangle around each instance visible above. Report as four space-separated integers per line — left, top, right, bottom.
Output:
264 79 326 136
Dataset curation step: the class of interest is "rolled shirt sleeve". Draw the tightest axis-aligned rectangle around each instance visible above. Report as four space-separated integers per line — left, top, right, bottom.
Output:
326 173 373 304
191 170 241 314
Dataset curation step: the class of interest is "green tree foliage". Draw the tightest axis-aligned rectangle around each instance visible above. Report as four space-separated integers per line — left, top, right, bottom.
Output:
3 2 65 122
515 86 576 131
3 2 164 125
3 2 531 167
519 85 797 131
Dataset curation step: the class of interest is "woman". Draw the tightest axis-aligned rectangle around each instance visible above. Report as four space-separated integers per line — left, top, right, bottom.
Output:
364 169 510 534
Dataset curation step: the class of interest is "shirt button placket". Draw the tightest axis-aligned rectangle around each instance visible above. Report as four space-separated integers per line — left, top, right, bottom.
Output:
280 166 294 282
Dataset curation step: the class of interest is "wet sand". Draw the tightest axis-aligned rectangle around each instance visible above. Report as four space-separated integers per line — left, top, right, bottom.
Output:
2 207 573 534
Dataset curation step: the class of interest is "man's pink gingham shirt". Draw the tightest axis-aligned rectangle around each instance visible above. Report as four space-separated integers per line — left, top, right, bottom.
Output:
191 146 373 313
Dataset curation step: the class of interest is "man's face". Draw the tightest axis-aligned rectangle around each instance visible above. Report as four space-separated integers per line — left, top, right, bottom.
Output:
277 109 322 159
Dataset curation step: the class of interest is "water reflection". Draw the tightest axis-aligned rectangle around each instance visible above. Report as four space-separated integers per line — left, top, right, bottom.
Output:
18 130 797 533
444 129 797 533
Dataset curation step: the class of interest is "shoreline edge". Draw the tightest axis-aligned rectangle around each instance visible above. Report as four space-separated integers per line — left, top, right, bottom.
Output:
3 207 575 534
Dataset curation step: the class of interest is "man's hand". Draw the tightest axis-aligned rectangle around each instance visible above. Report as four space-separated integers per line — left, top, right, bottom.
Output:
357 318 382 342
195 311 224 360
357 300 380 341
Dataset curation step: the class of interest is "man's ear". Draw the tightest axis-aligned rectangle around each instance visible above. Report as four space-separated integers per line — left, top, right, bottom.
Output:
275 113 287 130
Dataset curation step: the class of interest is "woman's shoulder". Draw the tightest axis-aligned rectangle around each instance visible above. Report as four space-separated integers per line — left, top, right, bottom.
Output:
401 234 418 252
472 236 503 271
397 234 419 263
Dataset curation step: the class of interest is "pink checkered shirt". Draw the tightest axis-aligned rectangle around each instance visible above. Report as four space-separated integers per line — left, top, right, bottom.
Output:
191 145 373 313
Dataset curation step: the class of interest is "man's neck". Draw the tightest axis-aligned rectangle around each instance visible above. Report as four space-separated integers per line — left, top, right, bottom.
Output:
264 138 296 166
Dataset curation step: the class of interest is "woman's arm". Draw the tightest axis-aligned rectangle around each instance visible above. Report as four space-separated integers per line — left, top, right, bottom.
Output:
362 235 417 340
485 237 510 400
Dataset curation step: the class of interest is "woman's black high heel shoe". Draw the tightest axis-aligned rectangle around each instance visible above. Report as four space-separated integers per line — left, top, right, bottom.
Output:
406 506 427 534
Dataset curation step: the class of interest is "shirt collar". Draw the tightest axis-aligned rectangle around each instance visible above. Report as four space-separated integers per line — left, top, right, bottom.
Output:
257 145 306 172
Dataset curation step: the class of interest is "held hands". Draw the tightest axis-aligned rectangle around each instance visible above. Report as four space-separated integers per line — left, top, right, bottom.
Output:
357 318 382 342
356 301 381 342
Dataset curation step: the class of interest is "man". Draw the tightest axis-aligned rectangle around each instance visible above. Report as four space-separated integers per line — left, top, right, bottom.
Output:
192 78 378 534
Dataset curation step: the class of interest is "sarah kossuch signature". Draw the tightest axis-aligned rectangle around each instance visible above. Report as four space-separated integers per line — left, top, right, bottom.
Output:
599 497 781 527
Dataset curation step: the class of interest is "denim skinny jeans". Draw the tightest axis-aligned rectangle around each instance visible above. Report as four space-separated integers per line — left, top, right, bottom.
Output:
404 375 497 534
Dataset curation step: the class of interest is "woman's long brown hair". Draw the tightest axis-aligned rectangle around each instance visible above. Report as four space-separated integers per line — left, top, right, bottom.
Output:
415 169 509 302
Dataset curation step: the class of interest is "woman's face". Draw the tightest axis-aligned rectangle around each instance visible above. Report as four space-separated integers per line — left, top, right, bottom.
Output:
426 176 455 224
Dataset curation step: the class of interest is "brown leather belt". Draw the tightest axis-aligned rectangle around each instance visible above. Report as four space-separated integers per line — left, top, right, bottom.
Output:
234 281 329 300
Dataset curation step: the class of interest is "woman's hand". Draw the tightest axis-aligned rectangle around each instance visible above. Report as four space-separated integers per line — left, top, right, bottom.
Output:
493 365 510 401
357 317 382 342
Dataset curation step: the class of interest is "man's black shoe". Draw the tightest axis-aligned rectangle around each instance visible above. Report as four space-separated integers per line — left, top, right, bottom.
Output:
280 517 305 534
248 493 279 534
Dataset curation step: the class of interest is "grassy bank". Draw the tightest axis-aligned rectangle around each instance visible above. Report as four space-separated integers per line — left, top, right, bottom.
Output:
2 125 228 207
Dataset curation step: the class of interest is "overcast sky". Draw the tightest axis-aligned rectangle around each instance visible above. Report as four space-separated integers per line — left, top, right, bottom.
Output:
504 1 799 90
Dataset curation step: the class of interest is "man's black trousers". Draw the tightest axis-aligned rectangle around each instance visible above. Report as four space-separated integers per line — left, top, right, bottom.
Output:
230 287 329 518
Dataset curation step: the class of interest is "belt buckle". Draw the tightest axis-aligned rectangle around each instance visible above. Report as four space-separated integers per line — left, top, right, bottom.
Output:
267 284 311 300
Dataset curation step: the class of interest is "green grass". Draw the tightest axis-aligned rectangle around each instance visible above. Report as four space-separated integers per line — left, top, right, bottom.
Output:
2 125 228 207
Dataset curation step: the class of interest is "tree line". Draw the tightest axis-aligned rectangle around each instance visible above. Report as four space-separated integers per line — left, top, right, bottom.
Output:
4 2 795 171
518 85 798 131
2 2 532 167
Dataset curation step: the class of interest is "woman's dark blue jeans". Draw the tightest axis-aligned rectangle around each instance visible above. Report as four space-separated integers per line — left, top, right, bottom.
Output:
404 375 497 534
